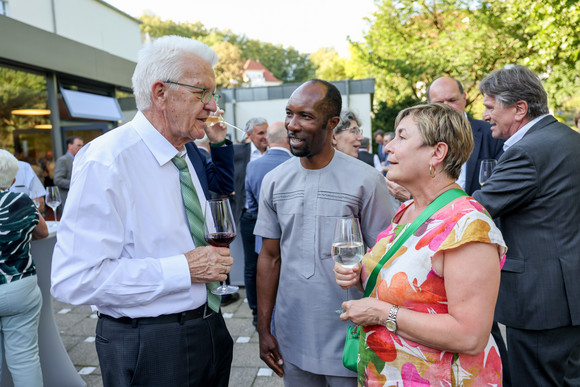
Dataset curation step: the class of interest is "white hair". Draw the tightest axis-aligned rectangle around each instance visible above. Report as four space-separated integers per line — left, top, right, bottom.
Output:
0 149 19 189
132 35 219 111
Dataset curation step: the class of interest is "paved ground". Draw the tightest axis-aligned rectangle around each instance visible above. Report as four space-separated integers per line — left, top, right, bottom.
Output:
53 288 284 387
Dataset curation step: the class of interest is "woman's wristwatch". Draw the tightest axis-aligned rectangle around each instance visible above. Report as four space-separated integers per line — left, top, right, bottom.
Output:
385 305 400 333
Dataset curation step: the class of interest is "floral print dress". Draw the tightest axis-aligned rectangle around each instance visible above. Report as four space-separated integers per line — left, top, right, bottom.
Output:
358 196 506 386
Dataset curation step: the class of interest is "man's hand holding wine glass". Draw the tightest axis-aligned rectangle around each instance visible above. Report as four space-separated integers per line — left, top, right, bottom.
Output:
185 246 233 284
204 106 227 144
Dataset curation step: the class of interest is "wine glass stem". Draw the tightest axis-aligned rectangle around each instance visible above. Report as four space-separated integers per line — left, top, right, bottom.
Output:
346 288 350 302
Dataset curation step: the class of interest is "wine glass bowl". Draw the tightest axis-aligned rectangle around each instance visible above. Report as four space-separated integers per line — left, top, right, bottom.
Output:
479 159 497 186
45 186 62 222
204 198 238 295
333 216 364 313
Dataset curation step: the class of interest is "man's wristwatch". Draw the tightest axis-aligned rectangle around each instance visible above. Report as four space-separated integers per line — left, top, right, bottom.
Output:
385 305 400 333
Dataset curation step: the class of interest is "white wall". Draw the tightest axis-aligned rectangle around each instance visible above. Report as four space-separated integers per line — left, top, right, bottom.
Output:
8 0 141 62
9 0 54 31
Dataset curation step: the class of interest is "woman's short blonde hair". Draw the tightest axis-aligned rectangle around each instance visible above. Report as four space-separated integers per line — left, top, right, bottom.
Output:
0 149 19 189
395 103 473 180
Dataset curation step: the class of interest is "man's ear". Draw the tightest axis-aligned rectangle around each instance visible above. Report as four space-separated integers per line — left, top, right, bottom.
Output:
327 116 340 131
151 80 168 108
514 100 528 121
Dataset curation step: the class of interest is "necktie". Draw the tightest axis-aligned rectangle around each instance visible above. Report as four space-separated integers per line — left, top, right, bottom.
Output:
172 155 221 312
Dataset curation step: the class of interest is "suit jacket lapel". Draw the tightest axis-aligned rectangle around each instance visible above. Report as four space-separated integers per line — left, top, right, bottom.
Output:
465 117 483 192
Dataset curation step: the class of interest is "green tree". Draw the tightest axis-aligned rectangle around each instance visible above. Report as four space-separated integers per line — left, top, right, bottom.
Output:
352 0 579 115
139 13 315 84
212 42 244 89
310 48 347 81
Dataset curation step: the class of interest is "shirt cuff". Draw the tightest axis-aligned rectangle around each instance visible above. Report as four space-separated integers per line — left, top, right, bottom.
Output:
159 254 192 293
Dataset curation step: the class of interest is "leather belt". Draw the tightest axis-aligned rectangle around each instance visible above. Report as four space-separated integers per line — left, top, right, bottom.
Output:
98 303 213 327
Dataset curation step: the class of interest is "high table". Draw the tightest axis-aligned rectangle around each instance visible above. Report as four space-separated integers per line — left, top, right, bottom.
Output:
1 221 86 387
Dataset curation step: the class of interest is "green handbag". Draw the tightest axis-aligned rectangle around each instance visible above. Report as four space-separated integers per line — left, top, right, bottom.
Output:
341 188 467 372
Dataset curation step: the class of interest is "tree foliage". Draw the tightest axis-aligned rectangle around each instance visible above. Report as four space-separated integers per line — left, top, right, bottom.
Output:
350 0 579 131
139 13 314 84
310 48 347 81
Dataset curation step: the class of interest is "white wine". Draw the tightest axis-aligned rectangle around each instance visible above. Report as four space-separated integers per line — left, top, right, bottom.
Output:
332 241 364 268
206 116 223 126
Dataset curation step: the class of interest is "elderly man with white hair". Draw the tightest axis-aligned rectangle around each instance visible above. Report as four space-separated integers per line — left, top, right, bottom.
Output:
51 36 235 386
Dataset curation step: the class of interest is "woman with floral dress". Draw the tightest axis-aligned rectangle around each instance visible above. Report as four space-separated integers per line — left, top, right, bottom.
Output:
334 104 506 386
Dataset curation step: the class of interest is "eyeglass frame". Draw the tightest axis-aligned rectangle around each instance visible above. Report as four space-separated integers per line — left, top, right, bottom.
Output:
163 80 220 105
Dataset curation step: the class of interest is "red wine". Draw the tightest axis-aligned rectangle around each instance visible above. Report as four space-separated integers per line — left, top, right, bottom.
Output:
205 232 236 247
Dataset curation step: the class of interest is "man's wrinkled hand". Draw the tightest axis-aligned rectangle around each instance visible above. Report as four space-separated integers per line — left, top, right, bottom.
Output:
185 246 233 283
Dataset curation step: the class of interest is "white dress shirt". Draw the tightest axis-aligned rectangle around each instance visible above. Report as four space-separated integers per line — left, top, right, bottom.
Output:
51 112 208 318
249 141 266 162
11 161 46 198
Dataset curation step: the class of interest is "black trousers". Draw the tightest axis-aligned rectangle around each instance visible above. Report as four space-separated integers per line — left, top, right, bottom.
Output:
240 210 258 314
491 321 511 386
95 310 233 386
506 324 580 386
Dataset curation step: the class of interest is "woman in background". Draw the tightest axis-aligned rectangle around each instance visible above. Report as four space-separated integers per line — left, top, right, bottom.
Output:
0 149 48 386
332 110 364 158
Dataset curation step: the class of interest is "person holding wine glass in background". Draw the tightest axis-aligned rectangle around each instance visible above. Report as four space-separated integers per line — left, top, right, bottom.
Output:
334 103 506 385
254 79 394 385
51 36 235 386
0 149 48 386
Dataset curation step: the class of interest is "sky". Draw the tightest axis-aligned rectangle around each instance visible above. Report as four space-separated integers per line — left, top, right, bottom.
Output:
104 0 378 56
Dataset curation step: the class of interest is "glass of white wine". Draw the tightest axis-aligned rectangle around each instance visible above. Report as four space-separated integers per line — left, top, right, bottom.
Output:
206 106 247 135
45 186 62 221
479 159 497 186
332 216 364 314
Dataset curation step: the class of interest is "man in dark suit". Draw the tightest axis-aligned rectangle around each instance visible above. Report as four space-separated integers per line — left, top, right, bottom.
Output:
357 137 377 167
427 76 504 195
473 65 580 386
53 136 83 215
244 121 291 326
185 138 233 199
231 118 268 222
230 118 268 305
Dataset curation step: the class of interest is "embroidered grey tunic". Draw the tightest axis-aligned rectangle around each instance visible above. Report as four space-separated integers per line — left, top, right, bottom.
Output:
254 150 394 376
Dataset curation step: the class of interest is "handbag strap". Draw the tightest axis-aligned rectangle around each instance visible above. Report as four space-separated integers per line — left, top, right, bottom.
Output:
363 188 467 297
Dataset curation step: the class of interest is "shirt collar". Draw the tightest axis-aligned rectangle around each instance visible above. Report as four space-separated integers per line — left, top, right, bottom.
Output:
269 146 292 156
133 112 183 166
503 114 549 152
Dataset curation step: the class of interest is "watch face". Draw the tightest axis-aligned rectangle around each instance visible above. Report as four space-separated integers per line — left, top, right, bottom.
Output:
386 320 397 332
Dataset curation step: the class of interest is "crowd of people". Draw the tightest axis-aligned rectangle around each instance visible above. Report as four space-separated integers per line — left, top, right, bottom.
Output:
1 33 579 387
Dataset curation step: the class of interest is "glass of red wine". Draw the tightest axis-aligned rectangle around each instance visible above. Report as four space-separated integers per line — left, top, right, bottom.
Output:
204 198 238 295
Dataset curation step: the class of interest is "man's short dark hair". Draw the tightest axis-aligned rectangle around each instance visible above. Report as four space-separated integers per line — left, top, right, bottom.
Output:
66 136 82 146
374 130 385 138
308 79 342 122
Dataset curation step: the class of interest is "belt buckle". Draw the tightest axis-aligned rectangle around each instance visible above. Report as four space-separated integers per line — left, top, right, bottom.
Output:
202 303 213 319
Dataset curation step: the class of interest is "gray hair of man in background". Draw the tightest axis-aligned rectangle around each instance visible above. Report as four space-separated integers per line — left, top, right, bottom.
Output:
0 149 19 189
132 36 218 112
479 65 549 120
360 137 370 150
333 110 362 135
245 117 268 134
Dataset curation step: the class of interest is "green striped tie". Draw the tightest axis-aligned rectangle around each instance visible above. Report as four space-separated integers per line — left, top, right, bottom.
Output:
172 155 221 313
